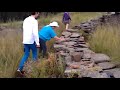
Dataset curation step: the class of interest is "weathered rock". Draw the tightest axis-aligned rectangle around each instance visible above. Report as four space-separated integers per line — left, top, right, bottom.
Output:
70 33 81 38
69 38 78 42
63 41 77 46
91 53 110 63
62 31 72 38
75 48 88 52
98 62 116 70
78 36 84 42
82 53 91 59
103 68 120 78
54 44 66 49
113 71 120 78
66 29 78 32
66 47 75 52
71 52 83 62
65 56 72 65
86 71 109 78
78 44 89 48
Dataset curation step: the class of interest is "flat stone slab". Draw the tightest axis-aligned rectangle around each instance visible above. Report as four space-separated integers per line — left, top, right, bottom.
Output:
66 29 78 32
75 48 88 52
63 41 77 46
103 68 120 78
98 62 116 70
70 33 81 38
54 44 66 49
91 53 110 63
62 31 72 38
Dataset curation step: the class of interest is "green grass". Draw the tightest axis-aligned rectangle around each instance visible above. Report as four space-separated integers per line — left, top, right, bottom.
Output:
0 12 104 78
88 23 120 64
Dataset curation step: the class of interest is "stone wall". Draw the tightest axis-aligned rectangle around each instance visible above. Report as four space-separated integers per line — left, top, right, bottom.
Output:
54 13 120 78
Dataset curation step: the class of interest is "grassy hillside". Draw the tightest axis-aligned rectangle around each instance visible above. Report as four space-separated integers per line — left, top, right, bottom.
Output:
0 12 104 78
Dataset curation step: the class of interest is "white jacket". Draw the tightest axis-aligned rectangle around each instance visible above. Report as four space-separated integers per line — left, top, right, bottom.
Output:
22 16 39 45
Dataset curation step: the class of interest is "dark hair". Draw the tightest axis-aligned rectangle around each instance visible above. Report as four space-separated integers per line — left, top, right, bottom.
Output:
31 12 40 15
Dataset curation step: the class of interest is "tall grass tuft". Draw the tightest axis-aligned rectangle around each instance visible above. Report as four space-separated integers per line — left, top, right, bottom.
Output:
24 53 65 78
0 31 23 78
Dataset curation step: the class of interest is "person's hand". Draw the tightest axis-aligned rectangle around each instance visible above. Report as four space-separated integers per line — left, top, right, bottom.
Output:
60 37 66 41
36 45 40 48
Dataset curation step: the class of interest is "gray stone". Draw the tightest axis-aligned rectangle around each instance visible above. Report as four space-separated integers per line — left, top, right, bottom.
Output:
69 38 78 42
78 44 89 48
65 47 75 53
103 68 120 73
91 53 110 63
65 56 72 65
86 71 109 78
78 36 85 42
75 48 88 52
113 71 120 78
98 62 116 70
71 52 83 62
62 31 72 38
66 29 78 32
103 68 120 78
70 33 81 38
82 53 91 59
63 41 77 46
54 44 66 49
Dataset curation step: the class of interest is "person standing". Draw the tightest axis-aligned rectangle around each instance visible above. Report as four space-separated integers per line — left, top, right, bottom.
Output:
62 12 71 30
17 12 40 75
38 21 65 58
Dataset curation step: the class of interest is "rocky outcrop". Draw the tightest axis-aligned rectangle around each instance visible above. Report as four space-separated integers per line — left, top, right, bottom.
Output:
54 13 120 78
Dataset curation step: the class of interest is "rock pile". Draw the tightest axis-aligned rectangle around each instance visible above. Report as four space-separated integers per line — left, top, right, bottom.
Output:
54 13 120 78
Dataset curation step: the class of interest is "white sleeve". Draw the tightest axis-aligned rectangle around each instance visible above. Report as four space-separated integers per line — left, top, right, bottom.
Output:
33 20 40 45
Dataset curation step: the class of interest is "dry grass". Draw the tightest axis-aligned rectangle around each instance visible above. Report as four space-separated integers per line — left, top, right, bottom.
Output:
24 53 65 78
88 23 120 64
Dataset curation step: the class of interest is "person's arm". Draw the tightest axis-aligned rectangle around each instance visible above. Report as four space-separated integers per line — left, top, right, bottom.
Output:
49 28 65 41
54 36 63 41
54 36 65 41
33 20 40 47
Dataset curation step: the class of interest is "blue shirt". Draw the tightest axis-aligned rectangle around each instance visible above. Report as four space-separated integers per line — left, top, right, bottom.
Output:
38 25 57 42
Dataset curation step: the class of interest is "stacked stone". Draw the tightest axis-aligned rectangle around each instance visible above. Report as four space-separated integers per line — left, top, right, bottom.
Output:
54 14 120 78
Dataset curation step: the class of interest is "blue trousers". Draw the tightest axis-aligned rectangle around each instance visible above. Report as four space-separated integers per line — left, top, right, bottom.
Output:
39 38 47 58
18 42 37 71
